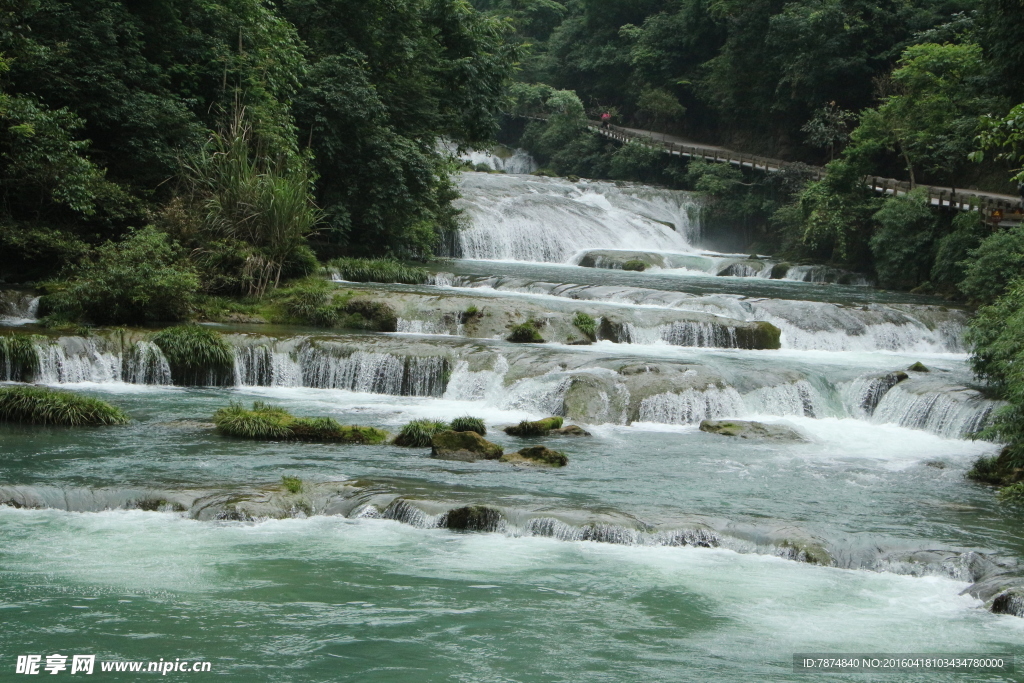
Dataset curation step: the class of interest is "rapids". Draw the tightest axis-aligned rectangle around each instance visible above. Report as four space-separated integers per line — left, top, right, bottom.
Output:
1 170 1022 681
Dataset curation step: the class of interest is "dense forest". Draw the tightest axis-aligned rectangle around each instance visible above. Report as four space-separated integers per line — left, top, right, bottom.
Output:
3 0 1024 494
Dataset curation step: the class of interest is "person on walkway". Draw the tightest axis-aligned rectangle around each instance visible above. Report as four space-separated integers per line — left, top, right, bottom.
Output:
601 112 611 129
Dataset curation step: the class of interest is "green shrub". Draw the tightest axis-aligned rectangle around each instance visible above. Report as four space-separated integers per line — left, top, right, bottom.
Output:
622 260 648 272
998 482 1024 503
0 386 129 426
869 191 937 289
285 279 341 327
572 312 596 339
326 258 429 285
152 325 235 386
967 455 1005 484
0 334 40 381
959 225 1024 303
281 476 304 494
343 300 398 332
393 419 450 447
504 416 563 436
508 323 544 343
41 227 199 325
450 416 486 435
214 402 387 443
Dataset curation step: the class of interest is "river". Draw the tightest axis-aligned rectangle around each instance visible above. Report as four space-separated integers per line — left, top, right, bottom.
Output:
1 170 1022 681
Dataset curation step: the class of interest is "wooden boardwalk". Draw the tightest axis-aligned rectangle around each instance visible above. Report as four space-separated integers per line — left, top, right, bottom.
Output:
593 122 1024 222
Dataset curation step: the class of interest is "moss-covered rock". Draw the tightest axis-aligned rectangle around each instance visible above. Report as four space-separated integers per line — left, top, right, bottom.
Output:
622 259 647 271
430 430 504 461
551 424 591 436
907 361 930 372
778 540 832 566
699 419 806 441
500 446 568 467
770 263 791 279
443 505 502 532
504 417 564 437
0 386 129 426
734 321 782 350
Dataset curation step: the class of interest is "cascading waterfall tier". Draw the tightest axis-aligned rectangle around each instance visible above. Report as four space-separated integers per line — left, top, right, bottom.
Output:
449 173 700 262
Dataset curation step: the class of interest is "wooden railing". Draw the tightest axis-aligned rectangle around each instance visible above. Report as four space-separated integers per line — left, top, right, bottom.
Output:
590 122 1024 220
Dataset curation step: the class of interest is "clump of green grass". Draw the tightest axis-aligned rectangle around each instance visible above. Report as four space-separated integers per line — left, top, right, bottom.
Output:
622 260 648 272
281 476 303 494
450 416 486 436
152 325 235 386
0 386 129 426
326 258 429 285
285 279 341 327
0 334 40 381
504 417 563 437
214 401 387 443
393 419 450 447
507 323 544 343
572 312 596 340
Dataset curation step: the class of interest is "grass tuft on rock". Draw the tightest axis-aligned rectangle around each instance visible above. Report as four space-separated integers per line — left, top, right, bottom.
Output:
281 476 303 494
0 386 129 426
393 419 450 447
504 416 563 437
622 259 648 271
326 258 429 285
214 402 387 443
0 334 40 381
450 416 486 435
572 312 596 340
152 324 235 386
507 323 544 343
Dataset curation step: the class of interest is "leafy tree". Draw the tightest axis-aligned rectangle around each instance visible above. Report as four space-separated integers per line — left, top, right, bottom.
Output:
972 102 1024 184
958 225 1024 304
930 210 986 290
869 190 937 289
801 102 856 161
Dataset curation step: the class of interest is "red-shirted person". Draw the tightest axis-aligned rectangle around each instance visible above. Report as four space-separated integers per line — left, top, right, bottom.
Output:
601 112 611 129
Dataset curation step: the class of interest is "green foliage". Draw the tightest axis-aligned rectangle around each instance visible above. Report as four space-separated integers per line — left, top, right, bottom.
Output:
41 227 199 325
214 401 387 443
572 312 596 339
0 386 129 426
869 190 937 289
609 141 664 182
801 103 855 161
507 323 545 343
967 455 1005 485
998 482 1024 503
393 419 451 447
450 416 487 436
959 226 1024 303
974 102 1024 183
285 279 342 327
930 212 987 290
281 476 304 494
326 258 429 285
0 334 41 381
172 113 321 299
151 325 235 387
797 159 879 264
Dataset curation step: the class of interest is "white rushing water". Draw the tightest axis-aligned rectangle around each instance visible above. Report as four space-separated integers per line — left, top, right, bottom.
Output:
452 174 699 262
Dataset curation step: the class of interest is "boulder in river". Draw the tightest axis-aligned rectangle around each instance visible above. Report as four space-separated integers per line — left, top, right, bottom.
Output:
907 362 930 372
551 424 591 436
500 446 568 467
430 430 503 461
699 419 806 441
443 505 502 532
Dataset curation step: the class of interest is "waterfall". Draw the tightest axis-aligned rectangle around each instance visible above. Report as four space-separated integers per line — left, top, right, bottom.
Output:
871 384 995 438
659 321 739 348
233 344 302 387
638 386 746 424
297 345 449 397
30 337 171 385
451 174 699 262
0 290 41 325
743 381 830 418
